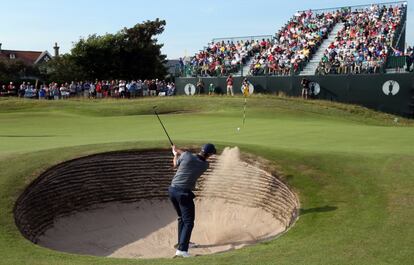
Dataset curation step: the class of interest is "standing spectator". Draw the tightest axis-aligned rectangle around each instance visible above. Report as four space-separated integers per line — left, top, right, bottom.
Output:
406 47 413 72
102 81 109 98
60 84 70 99
76 82 83 97
89 82 96 98
301 78 310 99
136 80 143 97
242 78 250 97
44 84 51 100
119 80 126 98
208 83 215 95
226 75 234 96
196 79 204 94
19 82 26 98
129 81 137 98
83 82 91 98
69 81 77 97
96 81 103 98
39 85 46 100
167 82 176 96
7 82 16 96
142 80 149 97
179 57 185 75
24 85 36 98
0 85 7 96
52 83 60 100
149 80 157 96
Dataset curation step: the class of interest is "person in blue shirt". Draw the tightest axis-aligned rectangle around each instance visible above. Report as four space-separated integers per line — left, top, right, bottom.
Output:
169 143 216 258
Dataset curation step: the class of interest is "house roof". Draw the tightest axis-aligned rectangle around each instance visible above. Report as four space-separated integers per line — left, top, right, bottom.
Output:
0 50 49 65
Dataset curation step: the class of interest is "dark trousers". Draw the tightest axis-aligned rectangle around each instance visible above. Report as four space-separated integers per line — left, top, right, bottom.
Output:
168 186 195 252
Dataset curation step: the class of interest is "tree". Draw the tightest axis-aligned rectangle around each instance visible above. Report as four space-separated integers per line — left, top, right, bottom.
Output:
65 18 167 80
0 59 39 83
44 54 84 83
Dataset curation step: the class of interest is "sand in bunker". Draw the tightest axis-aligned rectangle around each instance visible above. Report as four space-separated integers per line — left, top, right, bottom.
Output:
38 198 284 258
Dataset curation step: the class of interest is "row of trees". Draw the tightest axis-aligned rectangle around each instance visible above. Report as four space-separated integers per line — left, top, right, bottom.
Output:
0 60 40 83
1 19 168 84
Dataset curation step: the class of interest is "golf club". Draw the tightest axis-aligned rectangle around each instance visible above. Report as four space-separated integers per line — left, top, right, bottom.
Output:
152 106 174 146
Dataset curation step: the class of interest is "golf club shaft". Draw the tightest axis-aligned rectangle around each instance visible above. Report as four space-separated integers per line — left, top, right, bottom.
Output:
154 109 174 146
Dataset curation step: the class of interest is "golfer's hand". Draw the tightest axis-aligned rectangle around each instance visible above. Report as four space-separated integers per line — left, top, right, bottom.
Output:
172 145 178 156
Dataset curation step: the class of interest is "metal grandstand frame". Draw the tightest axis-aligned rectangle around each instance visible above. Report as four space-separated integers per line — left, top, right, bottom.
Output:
297 1 407 14
211 35 274 44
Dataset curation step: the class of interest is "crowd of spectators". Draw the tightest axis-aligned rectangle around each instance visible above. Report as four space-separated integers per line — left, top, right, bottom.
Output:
0 79 176 99
184 39 260 77
181 3 405 77
248 10 339 76
316 4 405 75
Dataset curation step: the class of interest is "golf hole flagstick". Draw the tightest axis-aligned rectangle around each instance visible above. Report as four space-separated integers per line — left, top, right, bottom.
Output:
242 81 250 128
153 106 174 146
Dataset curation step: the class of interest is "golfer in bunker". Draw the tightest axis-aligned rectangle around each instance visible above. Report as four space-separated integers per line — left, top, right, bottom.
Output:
169 143 216 258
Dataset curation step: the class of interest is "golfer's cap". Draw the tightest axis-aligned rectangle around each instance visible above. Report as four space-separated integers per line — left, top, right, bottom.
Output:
201 143 216 155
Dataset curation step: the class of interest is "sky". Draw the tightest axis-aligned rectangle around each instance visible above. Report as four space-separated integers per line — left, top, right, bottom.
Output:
0 0 412 59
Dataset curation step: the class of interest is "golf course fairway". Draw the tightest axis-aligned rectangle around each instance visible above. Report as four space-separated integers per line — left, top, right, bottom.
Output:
0 96 413 265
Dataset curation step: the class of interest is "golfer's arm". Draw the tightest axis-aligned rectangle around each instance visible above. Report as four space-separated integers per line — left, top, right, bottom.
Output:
172 147 184 168
173 154 179 168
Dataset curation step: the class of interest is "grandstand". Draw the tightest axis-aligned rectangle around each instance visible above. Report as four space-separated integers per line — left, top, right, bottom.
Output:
180 1 407 77
176 1 413 118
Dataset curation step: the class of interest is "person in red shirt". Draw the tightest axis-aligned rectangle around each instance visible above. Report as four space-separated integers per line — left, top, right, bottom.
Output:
7 82 16 96
226 75 234 96
96 81 102 98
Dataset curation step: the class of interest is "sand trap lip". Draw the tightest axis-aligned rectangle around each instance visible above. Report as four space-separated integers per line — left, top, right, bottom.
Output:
14 147 299 259
38 199 285 258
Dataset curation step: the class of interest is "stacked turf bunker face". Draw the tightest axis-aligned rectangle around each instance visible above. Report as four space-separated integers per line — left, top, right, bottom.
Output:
14 148 299 258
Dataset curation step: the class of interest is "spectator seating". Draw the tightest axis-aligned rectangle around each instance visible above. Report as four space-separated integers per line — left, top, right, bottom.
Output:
185 3 406 77
316 4 406 75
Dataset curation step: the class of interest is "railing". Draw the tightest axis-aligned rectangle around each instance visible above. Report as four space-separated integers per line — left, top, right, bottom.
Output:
392 5 407 50
212 35 273 44
297 1 407 14
386 56 407 69
177 63 242 78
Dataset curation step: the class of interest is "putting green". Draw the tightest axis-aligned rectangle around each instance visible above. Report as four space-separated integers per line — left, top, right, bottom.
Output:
0 96 413 265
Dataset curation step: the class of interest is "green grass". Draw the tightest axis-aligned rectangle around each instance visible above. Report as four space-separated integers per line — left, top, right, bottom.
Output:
0 96 413 265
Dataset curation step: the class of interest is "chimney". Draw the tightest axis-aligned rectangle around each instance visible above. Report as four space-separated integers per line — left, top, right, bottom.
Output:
53 42 60 57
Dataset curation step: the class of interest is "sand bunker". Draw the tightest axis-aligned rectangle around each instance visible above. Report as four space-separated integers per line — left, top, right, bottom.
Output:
14 147 299 259
38 199 284 258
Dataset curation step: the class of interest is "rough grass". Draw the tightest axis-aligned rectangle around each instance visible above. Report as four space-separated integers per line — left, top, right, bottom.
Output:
0 96 413 265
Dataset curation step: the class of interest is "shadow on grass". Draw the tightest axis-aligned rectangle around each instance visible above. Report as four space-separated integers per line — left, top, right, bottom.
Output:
300 205 337 216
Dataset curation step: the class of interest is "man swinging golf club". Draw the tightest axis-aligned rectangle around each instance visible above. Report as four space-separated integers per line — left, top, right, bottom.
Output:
169 143 216 258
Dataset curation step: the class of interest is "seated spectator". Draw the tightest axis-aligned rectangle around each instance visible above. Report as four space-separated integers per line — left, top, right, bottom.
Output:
317 4 404 75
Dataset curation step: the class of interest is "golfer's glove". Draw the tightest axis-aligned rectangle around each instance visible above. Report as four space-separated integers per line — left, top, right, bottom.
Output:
172 146 177 156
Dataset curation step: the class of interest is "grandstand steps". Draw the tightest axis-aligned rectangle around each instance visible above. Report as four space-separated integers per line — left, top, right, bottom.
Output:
299 22 345 76
237 56 255 77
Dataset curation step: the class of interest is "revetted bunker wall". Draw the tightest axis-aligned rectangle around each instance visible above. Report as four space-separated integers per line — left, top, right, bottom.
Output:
14 149 299 244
